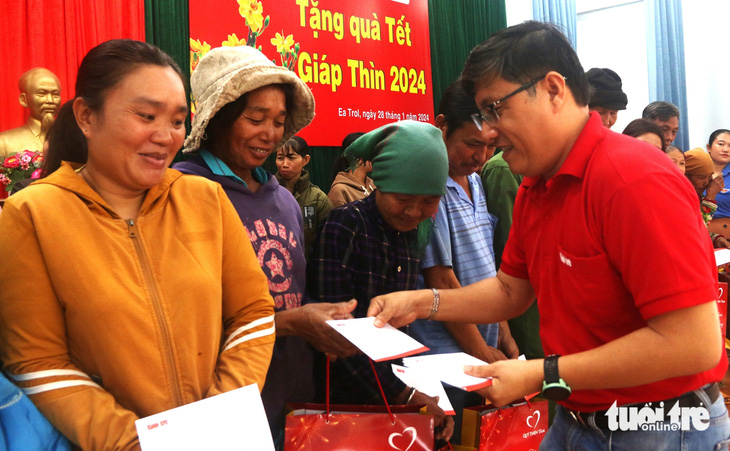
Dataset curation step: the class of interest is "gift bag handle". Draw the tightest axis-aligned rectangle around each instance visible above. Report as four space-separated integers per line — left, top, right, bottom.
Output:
325 355 396 424
494 391 541 418
368 358 396 423
326 354 331 421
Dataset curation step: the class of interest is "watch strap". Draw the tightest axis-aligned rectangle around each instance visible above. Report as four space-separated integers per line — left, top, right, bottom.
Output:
542 354 572 400
544 354 561 384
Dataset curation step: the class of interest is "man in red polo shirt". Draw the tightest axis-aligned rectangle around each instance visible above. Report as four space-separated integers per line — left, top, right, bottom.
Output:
368 21 729 449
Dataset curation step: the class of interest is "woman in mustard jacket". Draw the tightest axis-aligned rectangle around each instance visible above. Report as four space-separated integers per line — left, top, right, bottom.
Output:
0 40 276 450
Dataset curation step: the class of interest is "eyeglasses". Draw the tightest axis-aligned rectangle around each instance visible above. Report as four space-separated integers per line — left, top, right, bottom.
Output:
471 74 549 131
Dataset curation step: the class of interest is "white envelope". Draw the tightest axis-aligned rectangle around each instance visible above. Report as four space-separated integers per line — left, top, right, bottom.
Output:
135 384 274 451
402 352 492 391
326 316 429 361
716 248 730 266
391 364 455 415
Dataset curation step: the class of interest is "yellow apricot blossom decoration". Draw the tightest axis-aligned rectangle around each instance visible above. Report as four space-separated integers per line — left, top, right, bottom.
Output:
222 33 246 47
270 32 295 54
190 38 210 54
271 32 300 70
189 38 211 73
238 0 264 32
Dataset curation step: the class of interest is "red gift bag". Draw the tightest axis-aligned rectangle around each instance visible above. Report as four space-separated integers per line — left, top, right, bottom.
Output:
477 400 548 451
284 357 434 451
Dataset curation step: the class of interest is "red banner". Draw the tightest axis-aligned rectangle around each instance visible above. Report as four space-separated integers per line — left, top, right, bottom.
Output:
189 0 434 146
0 0 145 132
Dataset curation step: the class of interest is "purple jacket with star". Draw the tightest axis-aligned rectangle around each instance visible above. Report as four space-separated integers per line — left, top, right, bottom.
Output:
174 156 311 441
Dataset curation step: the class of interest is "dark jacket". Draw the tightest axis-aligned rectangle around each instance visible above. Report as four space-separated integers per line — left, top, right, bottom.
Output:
275 169 333 257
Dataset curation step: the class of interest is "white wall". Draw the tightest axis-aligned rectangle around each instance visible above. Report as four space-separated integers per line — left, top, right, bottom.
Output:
506 0 648 133
507 0 728 147
576 0 648 134
505 0 532 25
683 1 730 149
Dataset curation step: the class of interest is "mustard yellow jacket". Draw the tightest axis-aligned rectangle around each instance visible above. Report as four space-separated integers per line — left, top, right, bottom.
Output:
0 163 275 450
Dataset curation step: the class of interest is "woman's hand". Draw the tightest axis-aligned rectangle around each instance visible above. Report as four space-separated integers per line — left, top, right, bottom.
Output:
715 236 730 249
707 174 725 201
279 301 359 358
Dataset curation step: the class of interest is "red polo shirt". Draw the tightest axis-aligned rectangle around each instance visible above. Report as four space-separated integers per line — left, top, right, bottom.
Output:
501 112 726 412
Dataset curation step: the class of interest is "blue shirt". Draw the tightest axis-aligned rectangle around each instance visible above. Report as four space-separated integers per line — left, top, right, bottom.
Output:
0 372 70 450
714 163 730 218
411 174 499 354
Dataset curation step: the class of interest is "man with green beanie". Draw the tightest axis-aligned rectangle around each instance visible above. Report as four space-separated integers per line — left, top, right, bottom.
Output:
307 120 454 442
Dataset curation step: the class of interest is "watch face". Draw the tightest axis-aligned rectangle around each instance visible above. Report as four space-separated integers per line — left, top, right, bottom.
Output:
543 385 571 401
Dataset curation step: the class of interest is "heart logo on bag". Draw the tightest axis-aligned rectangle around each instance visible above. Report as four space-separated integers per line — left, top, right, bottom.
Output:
526 411 541 429
388 426 417 450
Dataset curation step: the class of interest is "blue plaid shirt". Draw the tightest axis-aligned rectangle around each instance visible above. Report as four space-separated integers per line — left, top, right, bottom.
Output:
412 174 499 354
307 194 419 404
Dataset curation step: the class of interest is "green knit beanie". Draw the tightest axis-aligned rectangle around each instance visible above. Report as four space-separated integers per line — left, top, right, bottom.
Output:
345 120 448 196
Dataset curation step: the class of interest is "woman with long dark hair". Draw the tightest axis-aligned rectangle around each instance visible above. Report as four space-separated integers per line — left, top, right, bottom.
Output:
0 40 275 449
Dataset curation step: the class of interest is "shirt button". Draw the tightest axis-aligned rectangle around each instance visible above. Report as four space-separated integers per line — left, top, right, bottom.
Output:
397 266 402 272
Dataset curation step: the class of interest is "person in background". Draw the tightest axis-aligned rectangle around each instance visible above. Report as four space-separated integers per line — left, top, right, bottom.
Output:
642 101 680 148
275 136 333 257
665 145 686 173
328 132 375 207
706 130 730 238
329 132 365 179
329 134 363 180
684 148 730 249
481 151 543 362
308 120 454 443
369 21 729 450
622 118 666 151
708 130 730 179
482 145 552 424
408 80 516 444
0 39 276 449
585 67 628 129
173 45 356 448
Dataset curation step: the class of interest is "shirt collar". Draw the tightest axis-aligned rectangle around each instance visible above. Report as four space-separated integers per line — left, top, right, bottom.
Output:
446 176 460 190
199 149 268 187
446 175 478 204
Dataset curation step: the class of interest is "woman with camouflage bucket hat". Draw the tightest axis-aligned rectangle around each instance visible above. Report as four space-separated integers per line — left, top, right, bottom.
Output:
174 45 358 447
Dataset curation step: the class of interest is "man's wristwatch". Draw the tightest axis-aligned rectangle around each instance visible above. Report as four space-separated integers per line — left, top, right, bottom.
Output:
541 354 571 401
